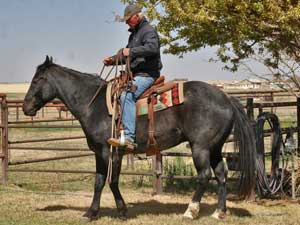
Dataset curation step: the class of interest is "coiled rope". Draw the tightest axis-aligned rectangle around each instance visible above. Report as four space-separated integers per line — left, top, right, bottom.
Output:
255 112 288 197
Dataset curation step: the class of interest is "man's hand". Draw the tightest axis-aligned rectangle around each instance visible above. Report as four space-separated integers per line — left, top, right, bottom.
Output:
103 56 113 66
122 48 130 57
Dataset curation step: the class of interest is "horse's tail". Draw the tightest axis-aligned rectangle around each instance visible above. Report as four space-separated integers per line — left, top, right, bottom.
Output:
229 97 256 198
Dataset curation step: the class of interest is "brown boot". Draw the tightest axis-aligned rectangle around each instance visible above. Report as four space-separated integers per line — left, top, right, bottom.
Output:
107 138 137 151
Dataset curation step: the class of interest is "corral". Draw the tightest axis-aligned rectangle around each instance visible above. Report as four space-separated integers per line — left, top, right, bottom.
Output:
1 88 300 225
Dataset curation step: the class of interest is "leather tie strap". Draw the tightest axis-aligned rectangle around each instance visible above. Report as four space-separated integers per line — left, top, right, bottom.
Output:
147 92 159 155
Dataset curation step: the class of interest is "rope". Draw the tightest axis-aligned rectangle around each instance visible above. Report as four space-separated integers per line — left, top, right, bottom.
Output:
255 112 288 197
106 49 133 184
106 93 117 184
87 64 115 108
86 49 134 184
106 50 122 184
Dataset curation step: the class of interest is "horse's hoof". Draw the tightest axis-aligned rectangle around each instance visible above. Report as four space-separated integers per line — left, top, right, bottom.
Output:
211 209 227 220
183 202 199 220
118 214 127 221
83 209 100 221
118 209 128 220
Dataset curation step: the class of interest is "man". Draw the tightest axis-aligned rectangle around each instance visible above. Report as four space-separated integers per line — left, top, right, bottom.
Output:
103 4 162 147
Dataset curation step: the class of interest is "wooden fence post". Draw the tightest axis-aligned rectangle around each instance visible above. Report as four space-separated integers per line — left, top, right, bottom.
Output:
58 108 62 119
1 95 8 185
16 105 19 121
258 105 263 116
297 98 300 153
246 98 254 121
246 97 256 201
126 155 134 170
152 153 163 194
270 92 274 113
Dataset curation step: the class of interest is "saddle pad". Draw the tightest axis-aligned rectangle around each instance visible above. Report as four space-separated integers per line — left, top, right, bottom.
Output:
106 81 185 116
136 82 184 116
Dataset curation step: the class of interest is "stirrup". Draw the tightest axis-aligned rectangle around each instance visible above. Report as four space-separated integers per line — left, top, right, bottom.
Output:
107 138 137 151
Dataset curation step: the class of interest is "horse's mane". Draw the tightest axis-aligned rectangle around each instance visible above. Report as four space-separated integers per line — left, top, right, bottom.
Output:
36 59 106 82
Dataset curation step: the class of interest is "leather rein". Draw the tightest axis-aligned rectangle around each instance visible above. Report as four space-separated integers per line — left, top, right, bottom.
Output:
87 49 133 108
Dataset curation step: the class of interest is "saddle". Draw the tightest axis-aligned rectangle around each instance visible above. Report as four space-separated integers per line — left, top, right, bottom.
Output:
139 75 177 155
138 75 168 99
106 75 185 156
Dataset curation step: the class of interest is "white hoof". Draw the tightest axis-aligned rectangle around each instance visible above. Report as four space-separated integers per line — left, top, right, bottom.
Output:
211 209 227 220
183 202 200 220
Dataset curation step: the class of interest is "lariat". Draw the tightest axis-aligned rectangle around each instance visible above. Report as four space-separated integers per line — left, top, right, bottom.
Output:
106 49 133 184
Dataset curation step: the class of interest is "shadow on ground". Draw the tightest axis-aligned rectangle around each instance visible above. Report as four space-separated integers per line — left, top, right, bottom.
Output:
37 200 252 219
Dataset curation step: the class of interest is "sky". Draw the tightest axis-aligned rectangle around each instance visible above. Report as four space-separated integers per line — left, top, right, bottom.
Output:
0 0 253 83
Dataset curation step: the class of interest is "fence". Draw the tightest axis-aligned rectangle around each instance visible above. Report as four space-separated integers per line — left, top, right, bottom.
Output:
0 94 8 185
1 90 300 194
0 95 162 192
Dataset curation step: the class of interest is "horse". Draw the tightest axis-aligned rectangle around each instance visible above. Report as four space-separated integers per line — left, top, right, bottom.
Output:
23 56 256 220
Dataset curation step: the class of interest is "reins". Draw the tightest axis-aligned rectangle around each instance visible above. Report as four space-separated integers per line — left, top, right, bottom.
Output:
87 49 125 108
86 49 134 184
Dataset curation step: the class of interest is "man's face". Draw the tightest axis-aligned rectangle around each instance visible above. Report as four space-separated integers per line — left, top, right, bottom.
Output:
126 14 140 28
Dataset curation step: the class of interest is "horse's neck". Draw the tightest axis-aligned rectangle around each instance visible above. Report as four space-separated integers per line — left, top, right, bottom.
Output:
50 69 100 119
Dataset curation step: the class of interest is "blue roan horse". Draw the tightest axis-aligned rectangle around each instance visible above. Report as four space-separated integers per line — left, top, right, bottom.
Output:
23 56 256 220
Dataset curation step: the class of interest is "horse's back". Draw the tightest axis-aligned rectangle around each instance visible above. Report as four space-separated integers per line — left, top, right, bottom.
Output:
180 81 234 147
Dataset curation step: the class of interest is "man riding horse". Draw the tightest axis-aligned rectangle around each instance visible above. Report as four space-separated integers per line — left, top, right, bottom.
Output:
103 4 162 148
23 3 256 221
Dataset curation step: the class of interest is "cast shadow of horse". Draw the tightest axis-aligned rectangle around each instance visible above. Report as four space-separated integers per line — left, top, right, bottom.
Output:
37 200 252 219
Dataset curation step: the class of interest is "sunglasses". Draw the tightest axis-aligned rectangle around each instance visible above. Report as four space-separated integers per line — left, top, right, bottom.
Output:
126 14 139 24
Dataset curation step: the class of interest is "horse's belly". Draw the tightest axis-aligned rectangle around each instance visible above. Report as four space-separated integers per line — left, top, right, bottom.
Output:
136 106 185 151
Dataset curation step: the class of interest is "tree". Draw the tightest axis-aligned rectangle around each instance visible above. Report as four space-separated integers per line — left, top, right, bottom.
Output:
122 0 300 94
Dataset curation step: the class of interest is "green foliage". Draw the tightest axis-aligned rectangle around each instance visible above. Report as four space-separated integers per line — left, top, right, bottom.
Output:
164 157 197 192
130 175 153 189
121 0 300 79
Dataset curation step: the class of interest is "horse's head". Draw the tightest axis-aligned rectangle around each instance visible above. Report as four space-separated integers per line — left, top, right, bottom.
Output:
23 56 57 116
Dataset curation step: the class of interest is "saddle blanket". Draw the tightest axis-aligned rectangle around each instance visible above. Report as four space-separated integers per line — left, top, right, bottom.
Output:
106 81 185 116
136 82 184 115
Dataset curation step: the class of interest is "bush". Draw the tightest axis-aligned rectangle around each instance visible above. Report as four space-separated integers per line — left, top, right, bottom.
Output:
164 157 197 192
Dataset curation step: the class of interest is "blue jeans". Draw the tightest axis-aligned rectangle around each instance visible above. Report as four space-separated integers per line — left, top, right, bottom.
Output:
120 75 155 141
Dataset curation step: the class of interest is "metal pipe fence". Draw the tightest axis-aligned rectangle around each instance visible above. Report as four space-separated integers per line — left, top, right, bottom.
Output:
0 91 299 195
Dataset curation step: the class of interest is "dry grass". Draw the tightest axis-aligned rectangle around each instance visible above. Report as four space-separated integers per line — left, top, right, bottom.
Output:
1 184 300 225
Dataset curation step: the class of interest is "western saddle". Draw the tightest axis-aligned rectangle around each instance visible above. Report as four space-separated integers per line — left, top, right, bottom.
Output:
107 74 177 155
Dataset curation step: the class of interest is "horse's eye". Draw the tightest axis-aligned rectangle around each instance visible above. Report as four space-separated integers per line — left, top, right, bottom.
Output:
32 77 44 84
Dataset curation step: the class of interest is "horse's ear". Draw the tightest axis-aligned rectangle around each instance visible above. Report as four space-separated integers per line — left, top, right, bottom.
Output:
50 56 53 63
45 55 50 64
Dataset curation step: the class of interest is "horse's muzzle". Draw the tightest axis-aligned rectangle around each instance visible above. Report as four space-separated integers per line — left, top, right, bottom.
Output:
22 101 37 116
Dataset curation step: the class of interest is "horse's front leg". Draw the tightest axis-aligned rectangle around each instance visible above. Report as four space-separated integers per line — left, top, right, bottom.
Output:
83 153 107 220
109 151 127 220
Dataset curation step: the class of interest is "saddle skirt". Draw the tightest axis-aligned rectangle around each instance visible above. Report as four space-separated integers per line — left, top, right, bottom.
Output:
106 76 185 116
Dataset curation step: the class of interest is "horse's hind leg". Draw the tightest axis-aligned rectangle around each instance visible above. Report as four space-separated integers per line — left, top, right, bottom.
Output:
210 147 228 219
109 152 127 220
183 144 211 219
